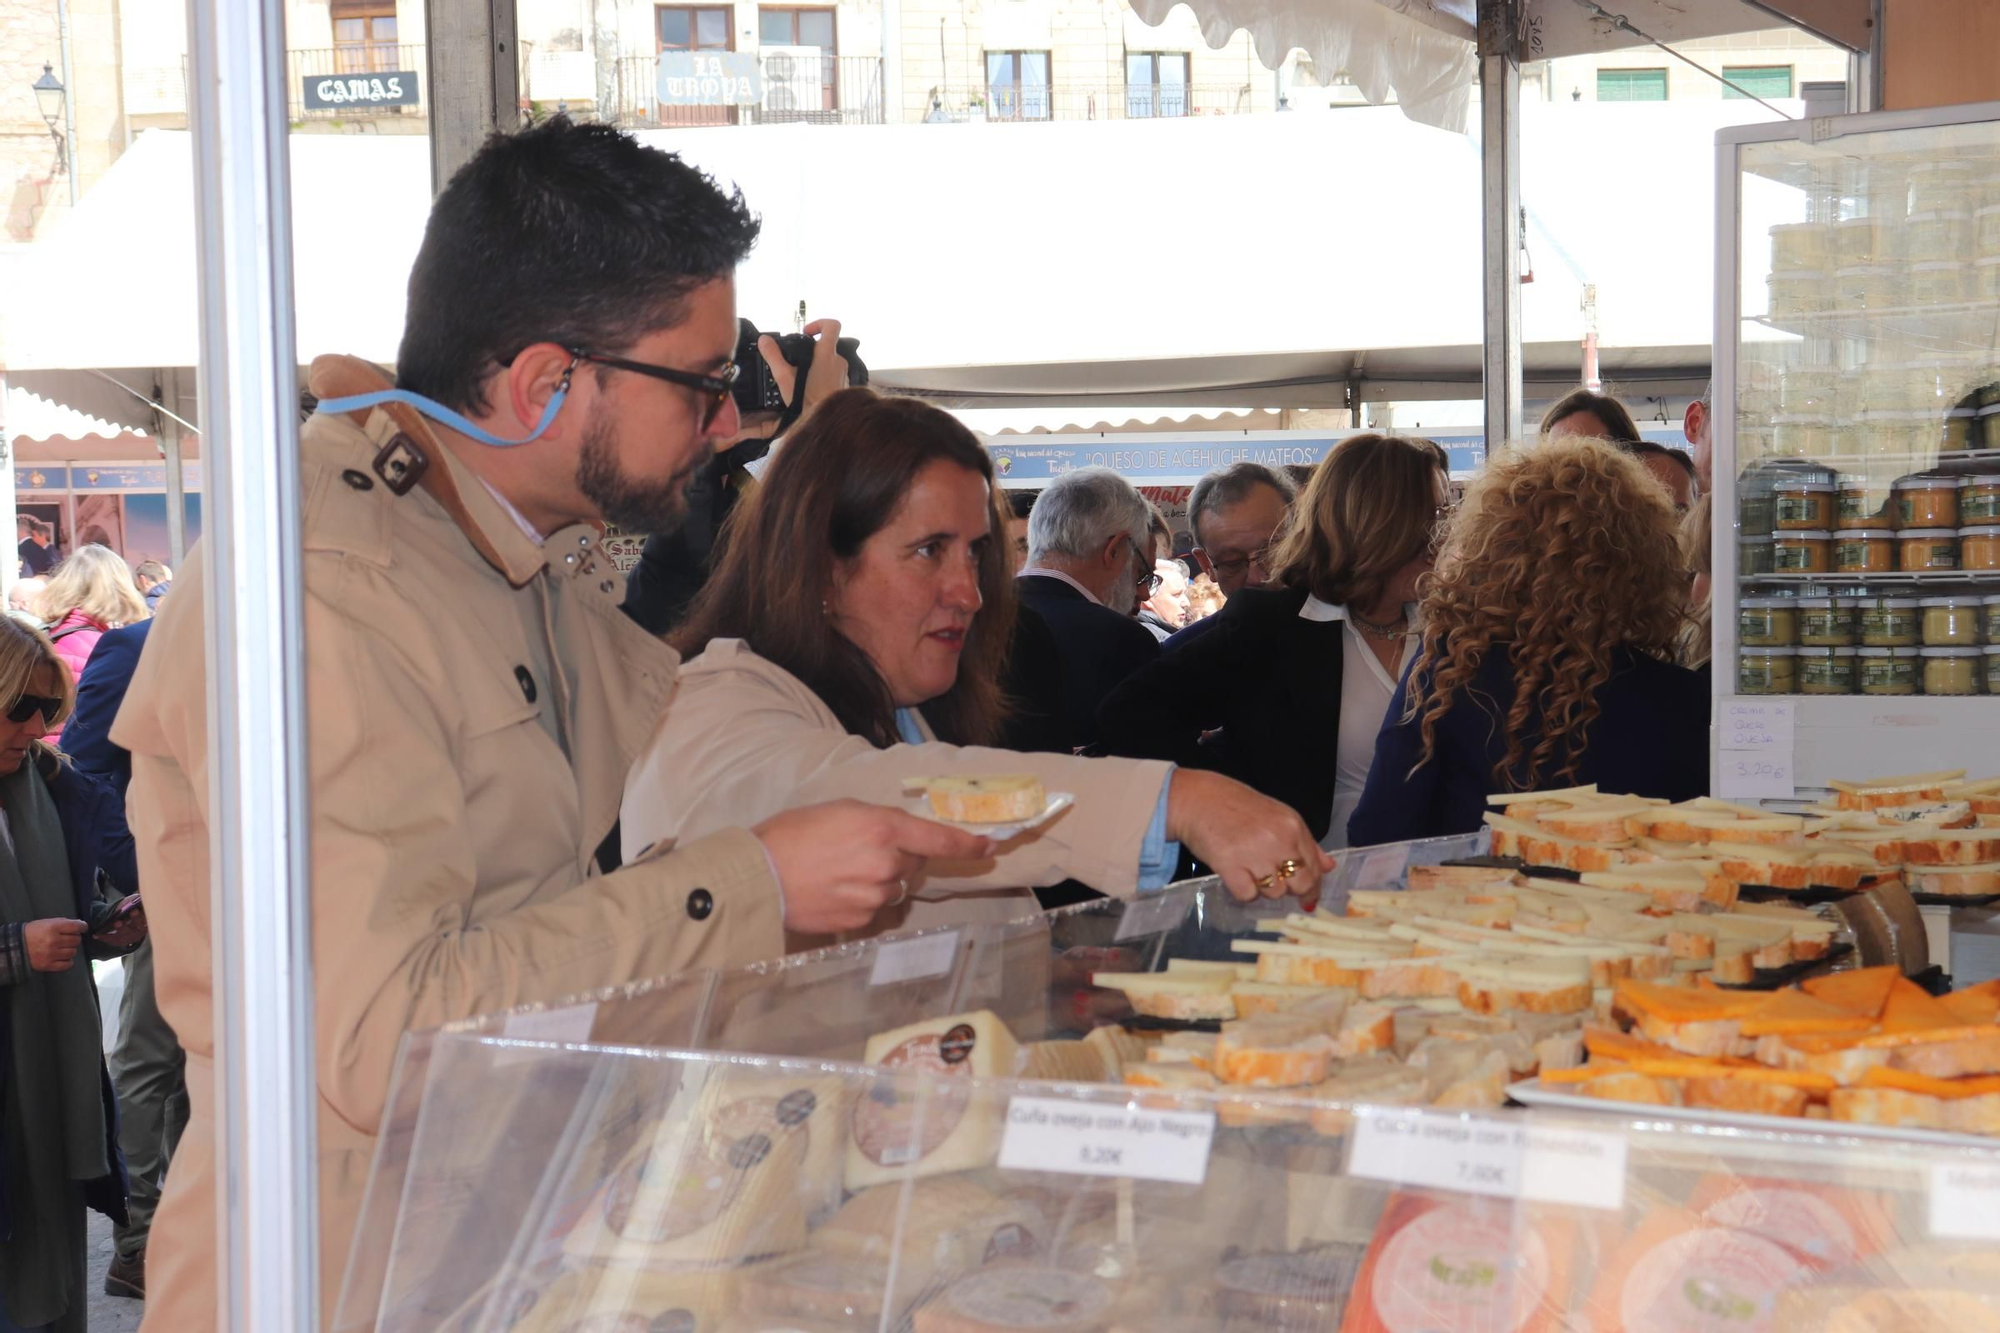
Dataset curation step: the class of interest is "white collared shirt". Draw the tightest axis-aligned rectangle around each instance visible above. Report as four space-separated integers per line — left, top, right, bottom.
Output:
475 476 548 546
1017 565 1103 607
1301 596 1418 849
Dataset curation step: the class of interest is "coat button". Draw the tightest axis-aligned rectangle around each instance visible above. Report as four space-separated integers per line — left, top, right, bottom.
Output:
514 666 537 704
341 469 374 491
686 888 714 921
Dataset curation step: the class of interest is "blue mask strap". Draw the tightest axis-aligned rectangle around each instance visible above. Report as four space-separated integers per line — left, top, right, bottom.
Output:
315 356 577 448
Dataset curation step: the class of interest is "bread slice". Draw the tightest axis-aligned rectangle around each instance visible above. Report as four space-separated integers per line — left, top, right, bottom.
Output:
1144 1031 1219 1071
1333 1002 1396 1057
1484 813 1628 872
1886 1029 2000 1079
1708 842 1877 891
1486 784 1599 811
1905 862 2000 897
1230 983 1331 1018
1683 813 1810 846
921 774 1045 823
1581 865 1733 912
1082 1025 1149 1079
1407 864 1526 892
1533 799 1654 844
1683 1076 1813 1118
1571 1069 1685 1106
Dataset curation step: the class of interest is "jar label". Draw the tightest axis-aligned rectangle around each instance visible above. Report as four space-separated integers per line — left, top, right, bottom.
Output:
1774 545 1821 572
1739 611 1776 639
1740 665 1774 691
1918 544 1959 569
1801 661 1851 689
1863 661 1919 689
1835 541 1877 568
1966 496 2000 523
1775 496 1823 525
1837 495 1881 522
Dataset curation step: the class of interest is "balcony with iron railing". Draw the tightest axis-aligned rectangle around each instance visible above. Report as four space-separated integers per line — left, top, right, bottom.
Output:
607 52 885 127
932 82 1258 122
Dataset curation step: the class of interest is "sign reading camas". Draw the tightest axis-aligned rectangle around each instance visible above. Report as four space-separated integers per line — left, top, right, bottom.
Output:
303 72 420 109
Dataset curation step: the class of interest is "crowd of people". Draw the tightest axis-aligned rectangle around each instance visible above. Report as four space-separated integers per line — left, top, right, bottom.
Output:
0 115 1725 1331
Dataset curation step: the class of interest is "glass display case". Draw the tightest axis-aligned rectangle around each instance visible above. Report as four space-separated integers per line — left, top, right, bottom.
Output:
1715 101 2000 792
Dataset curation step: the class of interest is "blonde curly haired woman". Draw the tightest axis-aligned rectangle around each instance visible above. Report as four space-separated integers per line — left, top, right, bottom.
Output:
1348 436 1708 845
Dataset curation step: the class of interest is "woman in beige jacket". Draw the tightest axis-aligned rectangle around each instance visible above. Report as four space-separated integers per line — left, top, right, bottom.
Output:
623 390 1329 947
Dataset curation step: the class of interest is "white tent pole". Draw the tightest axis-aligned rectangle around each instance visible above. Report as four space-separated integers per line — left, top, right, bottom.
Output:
161 369 186 567
186 0 318 1328
1479 0 1524 448
0 370 16 603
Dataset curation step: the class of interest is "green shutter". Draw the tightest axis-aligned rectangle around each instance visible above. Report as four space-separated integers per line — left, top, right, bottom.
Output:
1722 65 1794 100
1597 68 1668 102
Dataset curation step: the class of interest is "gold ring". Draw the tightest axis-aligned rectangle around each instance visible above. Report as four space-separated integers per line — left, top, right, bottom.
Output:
1276 859 1301 881
1252 872 1276 890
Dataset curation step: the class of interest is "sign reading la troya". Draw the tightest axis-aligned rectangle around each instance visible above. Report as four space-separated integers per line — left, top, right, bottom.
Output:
656 52 763 106
303 71 421 110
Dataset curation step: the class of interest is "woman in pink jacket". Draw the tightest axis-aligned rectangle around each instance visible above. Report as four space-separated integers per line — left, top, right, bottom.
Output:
34 545 149 741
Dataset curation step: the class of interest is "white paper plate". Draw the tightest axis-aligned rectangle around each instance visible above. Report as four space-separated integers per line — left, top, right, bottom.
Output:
906 791 1076 840
1508 1077 2000 1151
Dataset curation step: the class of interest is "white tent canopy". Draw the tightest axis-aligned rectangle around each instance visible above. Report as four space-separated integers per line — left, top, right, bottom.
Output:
4 97 1786 412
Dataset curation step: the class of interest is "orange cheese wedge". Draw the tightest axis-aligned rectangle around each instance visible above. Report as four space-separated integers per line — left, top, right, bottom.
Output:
1800 966 1899 1020
1624 1056 1836 1093
1613 978 1769 1025
1940 979 2000 1027
1852 980 1982 1047
1738 989 1877 1039
1542 1062 1626 1085
1856 1066 2000 1099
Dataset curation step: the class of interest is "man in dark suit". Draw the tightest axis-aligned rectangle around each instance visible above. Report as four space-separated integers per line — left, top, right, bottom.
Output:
65 619 186 1301
1013 467 1160 755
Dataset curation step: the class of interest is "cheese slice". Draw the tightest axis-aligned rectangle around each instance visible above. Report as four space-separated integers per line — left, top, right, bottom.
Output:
1488 783 1600 805
1798 967 1901 1023
1015 1040 1105 1084
1738 989 1877 1038
1082 1025 1148 1079
1613 979 1769 1025
1940 979 2000 1027
847 1010 1019 1190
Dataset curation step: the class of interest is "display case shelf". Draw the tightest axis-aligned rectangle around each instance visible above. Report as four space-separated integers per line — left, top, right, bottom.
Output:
1739 570 2000 585
1744 449 2000 471
1752 303 2000 353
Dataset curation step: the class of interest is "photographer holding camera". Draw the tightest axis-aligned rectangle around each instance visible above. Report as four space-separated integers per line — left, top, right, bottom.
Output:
623 315 865 633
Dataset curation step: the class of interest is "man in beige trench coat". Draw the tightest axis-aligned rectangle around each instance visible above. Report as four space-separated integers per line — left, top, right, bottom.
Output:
110 117 986 1331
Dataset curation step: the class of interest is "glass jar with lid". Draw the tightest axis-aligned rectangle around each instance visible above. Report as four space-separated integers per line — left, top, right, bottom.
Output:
1911 260 1970 305
1987 646 2000 696
1774 480 1835 530
1767 271 1829 319
1897 474 1963 526
1923 647 1984 696
1795 597 1853 646
1900 529 1959 572
1986 595 2000 646
1739 647 1797 696
1911 160 1977 214
1739 534 1776 576
1738 597 1797 647
1946 411 1980 452
1797 647 1857 695
1858 646 1921 695
1963 526 2000 571
1834 530 1896 574
1781 367 1837 415
1965 476 2000 524
1922 596 1983 645
1832 217 1881 265
1774 531 1834 574
1770 221 1831 272
1772 417 1833 458
1906 211 1973 263
1857 597 1921 646
1984 404 2000 452
1835 478 1896 529
1835 265 1899 310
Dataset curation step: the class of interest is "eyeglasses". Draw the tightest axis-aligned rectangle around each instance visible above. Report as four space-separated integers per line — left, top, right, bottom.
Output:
6 694 60 726
571 349 741 431
1125 536 1163 596
1204 544 1275 582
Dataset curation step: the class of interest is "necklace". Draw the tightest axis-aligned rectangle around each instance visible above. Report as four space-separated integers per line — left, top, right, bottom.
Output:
1350 609 1409 641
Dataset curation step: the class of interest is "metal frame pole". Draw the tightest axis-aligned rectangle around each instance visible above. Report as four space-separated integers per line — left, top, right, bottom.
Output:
185 0 318 1326
426 0 521 193
1479 0 1524 447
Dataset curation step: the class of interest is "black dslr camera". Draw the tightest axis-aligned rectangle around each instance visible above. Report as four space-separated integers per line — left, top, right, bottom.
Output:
732 317 868 415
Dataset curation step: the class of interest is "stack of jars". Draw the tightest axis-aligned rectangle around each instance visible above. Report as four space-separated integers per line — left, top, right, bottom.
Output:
1738 589 2000 695
1751 472 2000 574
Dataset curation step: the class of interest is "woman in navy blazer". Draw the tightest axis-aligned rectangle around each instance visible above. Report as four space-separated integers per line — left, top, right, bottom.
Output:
1349 436 1709 846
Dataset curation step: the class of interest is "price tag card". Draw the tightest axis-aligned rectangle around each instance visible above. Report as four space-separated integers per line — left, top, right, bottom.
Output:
500 1001 598 1045
998 1095 1214 1185
1930 1161 2000 1241
868 930 960 986
1348 1109 1626 1211
1717 750 1796 800
1720 698 1795 751
1115 893 1189 941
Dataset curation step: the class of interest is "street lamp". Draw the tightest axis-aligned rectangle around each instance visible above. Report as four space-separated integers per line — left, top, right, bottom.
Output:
32 62 67 174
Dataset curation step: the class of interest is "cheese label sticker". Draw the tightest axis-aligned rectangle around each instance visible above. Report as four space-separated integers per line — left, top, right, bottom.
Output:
1929 1161 2000 1241
868 930 960 986
1616 1227 1808 1332
851 1033 973 1167
1349 1109 1627 1211
1115 893 1189 941
997 1095 1214 1185
1369 1200 1553 1333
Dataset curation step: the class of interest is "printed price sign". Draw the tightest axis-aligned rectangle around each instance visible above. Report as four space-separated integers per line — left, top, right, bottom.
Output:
1930 1161 2000 1241
868 930 960 986
1115 893 1189 941
998 1095 1214 1184
1348 1109 1627 1211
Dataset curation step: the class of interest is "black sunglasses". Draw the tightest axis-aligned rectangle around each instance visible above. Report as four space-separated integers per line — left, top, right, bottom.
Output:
6 694 60 726
571 349 740 431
